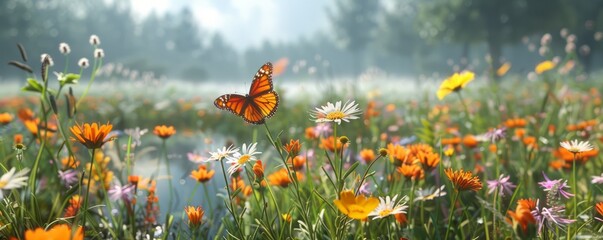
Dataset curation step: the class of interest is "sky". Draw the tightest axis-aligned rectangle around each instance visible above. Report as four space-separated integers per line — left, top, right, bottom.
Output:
129 0 333 50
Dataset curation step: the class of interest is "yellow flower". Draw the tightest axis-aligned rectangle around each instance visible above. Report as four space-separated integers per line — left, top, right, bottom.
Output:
436 71 475 100
496 62 511 77
282 213 292 222
333 190 379 220
535 60 555 74
185 206 205 229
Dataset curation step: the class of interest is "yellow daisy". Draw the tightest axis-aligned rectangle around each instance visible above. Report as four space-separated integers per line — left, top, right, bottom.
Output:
436 71 475 100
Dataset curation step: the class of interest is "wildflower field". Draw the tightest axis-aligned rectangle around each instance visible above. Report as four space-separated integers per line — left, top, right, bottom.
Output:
2 35 603 240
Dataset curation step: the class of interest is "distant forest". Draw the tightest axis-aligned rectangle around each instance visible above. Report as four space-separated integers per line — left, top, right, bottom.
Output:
1 0 603 81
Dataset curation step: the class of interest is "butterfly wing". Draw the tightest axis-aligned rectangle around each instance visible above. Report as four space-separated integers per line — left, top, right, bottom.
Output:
214 94 248 116
214 62 279 125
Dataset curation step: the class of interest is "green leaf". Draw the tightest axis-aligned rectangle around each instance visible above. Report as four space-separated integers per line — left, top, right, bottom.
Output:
22 78 43 93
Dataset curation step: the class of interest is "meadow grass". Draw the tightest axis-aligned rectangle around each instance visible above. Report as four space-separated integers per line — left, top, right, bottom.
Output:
1 39 603 239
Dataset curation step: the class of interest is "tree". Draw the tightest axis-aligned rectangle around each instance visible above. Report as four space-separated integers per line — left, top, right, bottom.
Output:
328 0 380 74
418 0 571 78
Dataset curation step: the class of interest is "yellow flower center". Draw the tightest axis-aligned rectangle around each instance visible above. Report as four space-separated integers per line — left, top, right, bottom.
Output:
379 209 392 217
326 111 345 120
238 155 251 164
0 180 7 189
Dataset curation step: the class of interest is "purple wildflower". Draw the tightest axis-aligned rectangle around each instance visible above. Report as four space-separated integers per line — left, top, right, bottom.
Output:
58 169 79 187
108 184 135 201
487 174 517 197
591 173 603 184
187 151 205 163
480 127 507 143
358 181 371 195
314 123 332 138
538 172 573 199
531 199 575 235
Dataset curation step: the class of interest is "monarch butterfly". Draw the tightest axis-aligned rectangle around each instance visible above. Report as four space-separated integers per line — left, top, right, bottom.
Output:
214 62 279 125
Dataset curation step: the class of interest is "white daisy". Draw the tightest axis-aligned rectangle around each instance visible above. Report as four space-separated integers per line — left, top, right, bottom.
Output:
368 194 408 219
226 143 261 176
310 100 362 125
206 145 239 162
0 168 30 199
560 139 593 153
414 185 447 202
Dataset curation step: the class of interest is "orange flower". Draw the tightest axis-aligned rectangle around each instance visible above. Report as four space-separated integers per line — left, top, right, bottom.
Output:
385 104 396 112
304 127 316 139
566 119 597 131
70 122 113 149
488 144 497 153
507 199 536 233
13 134 23 145
397 164 424 180
416 151 440 170
153 125 176 139
253 160 264 179
549 159 569 170
128 175 140 185
514 128 526 138
394 213 408 226
0 113 13 125
504 118 527 128
268 168 300 188
445 168 482 192
554 147 599 163
191 165 215 183
17 108 35 122
283 139 301 157
289 156 306 171
230 177 252 197
320 136 346 152
441 137 461 146
522 136 538 149
185 206 205 229
359 149 376 164
462 135 478 148
496 62 511 77
595 202 603 221
25 224 83 240
387 143 409 166
61 156 80 169
63 195 82 218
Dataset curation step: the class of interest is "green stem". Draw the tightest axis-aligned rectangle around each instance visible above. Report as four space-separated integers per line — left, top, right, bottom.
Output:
162 139 175 214
456 91 472 122
202 183 214 218
571 153 577 237
445 190 460 240
219 159 246 240
82 148 96 230
76 58 102 109
355 155 382 195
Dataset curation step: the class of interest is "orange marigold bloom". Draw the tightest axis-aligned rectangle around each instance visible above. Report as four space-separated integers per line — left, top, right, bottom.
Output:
462 135 478 148
191 165 215 183
416 151 440 170
268 168 300 187
283 139 301 157
549 159 569 170
507 199 536 233
394 213 408 226
387 143 409 166
359 149 376 164
128 175 140 185
25 224 84 240
441 137 461 146
0 113 13 125
253 160 264 179
17 108 35 122
70 122 113 149
63 195 82 218
289 156 306 171
566 119 597 131
185 206 205 229
61 156 80 169
554 147 599 163
514 128 526 139
320 136 346 152
595 202 603 221
522 136 538 149
488 144 497 153
13 134 23 145
153 125 176 139
397 164 424 180
445 168 482 192
305 127 317 139
504 118 527 128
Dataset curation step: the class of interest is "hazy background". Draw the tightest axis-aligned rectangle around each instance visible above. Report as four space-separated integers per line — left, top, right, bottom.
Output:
1 0 603 82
